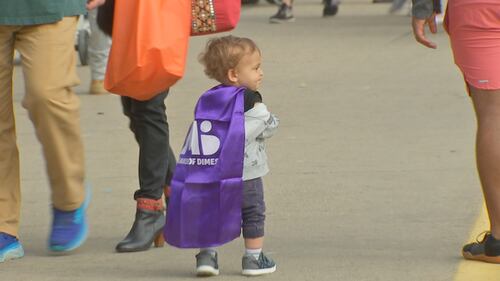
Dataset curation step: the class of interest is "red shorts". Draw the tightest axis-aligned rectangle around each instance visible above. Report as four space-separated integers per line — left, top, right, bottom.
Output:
446 2 500 90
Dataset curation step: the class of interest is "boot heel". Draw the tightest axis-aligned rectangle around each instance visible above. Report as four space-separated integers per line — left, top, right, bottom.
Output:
154 232 165 248
115 198 165 253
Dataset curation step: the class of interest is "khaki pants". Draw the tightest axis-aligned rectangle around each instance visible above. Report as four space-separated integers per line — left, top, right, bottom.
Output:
0 17 85 238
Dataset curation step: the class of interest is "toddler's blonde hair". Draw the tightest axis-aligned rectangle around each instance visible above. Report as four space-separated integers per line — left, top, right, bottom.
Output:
198 35 260 83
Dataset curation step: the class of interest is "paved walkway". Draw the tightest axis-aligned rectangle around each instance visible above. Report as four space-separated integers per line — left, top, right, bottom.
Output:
3 1 490 280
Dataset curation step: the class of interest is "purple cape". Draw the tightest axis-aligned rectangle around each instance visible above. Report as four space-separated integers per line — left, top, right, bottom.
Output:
165 85 245 248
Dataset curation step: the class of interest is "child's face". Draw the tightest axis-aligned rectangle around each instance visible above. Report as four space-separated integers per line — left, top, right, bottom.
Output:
231 50 263 91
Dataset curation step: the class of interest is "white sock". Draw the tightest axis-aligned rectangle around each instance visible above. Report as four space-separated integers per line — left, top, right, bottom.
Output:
245 248 262 259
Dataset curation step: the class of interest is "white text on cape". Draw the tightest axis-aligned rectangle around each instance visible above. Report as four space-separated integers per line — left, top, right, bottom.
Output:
179 157 219 166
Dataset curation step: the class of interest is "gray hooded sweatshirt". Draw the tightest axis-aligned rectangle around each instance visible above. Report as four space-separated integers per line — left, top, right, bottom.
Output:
243 103 279 181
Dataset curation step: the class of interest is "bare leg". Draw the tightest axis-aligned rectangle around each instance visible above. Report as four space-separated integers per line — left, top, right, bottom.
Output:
470 85 500 238
245 237 264 249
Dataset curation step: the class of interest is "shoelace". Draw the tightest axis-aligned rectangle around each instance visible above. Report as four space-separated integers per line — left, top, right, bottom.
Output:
475 230 491 244
258 254 274 267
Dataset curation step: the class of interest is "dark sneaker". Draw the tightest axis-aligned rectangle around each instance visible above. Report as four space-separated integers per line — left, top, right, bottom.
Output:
242 252 276 276
269 3 295 23
323 0 339 17
0 233 24 263
196 250 219 276
462 231 500 263
49 186 91 252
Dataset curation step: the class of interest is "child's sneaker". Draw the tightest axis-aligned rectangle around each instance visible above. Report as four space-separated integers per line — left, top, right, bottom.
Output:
242 252 276 276
48 186 91 252
269 3 295 23
463 231 500 263
196 250 219 276
0 233 24 263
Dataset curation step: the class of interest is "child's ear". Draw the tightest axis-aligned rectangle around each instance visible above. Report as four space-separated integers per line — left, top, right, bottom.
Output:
227 68 238 83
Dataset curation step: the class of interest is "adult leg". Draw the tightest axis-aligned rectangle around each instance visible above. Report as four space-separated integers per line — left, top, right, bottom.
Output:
16 18 88 252
0 25 20 238
116 91 172 252
470 86 500 238
124 91 170 200
16 17 85 211
88 10 111 95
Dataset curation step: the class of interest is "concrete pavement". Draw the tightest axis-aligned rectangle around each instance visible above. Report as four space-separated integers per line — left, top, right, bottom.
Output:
2 0 485 280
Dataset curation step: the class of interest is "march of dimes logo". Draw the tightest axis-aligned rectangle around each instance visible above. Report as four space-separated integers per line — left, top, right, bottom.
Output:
178 120 221 166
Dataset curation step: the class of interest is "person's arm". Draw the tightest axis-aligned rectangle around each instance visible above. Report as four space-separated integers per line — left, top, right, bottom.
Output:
245 103 270 144
259 113 279 139
245 102 282 144
411 0 438 49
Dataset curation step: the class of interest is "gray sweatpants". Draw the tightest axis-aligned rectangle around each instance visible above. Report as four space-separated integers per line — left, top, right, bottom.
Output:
88 9 111 80
242 177 266 239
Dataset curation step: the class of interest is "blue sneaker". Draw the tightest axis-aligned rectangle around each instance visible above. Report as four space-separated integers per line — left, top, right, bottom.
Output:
49 186 91 252
0 233 24 262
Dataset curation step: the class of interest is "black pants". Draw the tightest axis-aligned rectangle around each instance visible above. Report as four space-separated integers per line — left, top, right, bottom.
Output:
121 90 176 200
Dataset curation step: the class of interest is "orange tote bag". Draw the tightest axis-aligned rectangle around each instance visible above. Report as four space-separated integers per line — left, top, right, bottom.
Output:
104 0 191 100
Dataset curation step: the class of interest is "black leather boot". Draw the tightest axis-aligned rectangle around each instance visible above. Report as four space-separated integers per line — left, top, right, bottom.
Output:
116 198 165 253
